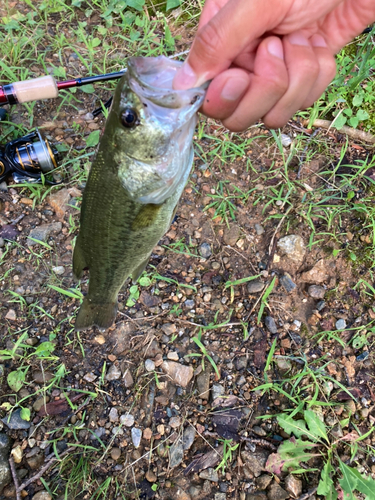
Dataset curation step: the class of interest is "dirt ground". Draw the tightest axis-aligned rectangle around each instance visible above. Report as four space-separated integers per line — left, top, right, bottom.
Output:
0 2 375 500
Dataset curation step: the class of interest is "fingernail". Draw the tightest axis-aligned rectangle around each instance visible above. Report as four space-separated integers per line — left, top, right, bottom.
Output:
311 34 327 48
289 32 309 46
221 78 248 101
173 61 198 89
268 38 284 60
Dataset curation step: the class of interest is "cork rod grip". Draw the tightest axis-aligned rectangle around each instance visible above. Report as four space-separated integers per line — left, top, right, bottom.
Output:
12 75 58 103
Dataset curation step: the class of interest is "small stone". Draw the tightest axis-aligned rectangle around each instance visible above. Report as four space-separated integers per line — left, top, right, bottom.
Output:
0 237 4 248
199 468 219 482
145 359 155 372
143 428 152 440
255 224 265 235
280 134 292 147
120 414 134 427
161 361 194 388
11 445 23 464
167 351 179 361
27 222 62 246
308 285 326 299
0 433 11 492
169 438 184 468
109 408 119 423
52 266 65 275
285 474 302 498
247 281 265 294
336 319 347 330
176 488 191 500
131 428 142 448
2 408 30 429
268 482 289 500
252 426 267 437
316 300 326 311
5 309 16 321
241 449 269 477
123 369 134 388
182 426 196 450
235 356 248 370
223 224 241 246
27 452 44 470
33 371 54 384
184 299 195 310
105 364 121 381
48 188 71 219
275 358 292 372
94 335 106 344
161 323 177 336
32 492 52 500
196 368 211 400
212 262 220 270
169 417 181 429
215 494 227 500
277 235 305 263
33 396 50 412
110 448 121 460
200 242 212 259
83 372 97 383
300 259 329 283
212 384 225 401
279 273 297 293
264 316 278 334
146 470 157 482
256 475 273 489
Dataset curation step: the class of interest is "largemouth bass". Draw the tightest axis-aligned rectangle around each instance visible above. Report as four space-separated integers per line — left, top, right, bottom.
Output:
73 56 206 330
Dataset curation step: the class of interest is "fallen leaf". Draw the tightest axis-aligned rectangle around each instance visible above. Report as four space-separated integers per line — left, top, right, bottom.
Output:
38 393 85 416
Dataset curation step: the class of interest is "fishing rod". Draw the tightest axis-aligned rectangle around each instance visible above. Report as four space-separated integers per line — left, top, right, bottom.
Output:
0 70 126 107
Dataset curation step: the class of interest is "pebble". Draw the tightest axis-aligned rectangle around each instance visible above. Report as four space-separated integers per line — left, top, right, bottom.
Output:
264 316 278 334
33 371 54 384
5 309 16 321
308 285 326 299
167 351 179 361
212 261 220 270
11 445 23 463
215 494 227 500
241 449 269 477
252 425 267 437
131 428 142 448
94 334 106 344
83 372 97 383
268 482 289 500
143 428 152 440
279 273 297 293
48 188 71 219
255 224 265 235
0 237 4 248
336 319 347 330
247 281 264 294
212 383 225 401
200 242 212 258
27 222 62 246
33 396 50 412
182 426 196 450
199 468 219 482
169 416 181 429
123 369 134 388
316 300 326 311
145 359 155 371
235 356 248 371
223 224 241 246
105 364 121 381
146 470 157 482
280 134 292 147
285 474 302 498
184 299 195 310
52 266 65 275
32 493 52 500
161 323 177 335
277 235 305 263
2 408 30 429
300 259 329 283
256 475 273 489
161 361 194 388
196 368 211 400
110 448 121 460
169 438 184 468
120 414 134 427
109 408 119 423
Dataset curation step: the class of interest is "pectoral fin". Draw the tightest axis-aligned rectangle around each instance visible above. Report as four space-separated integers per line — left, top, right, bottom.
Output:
73 236 87 280
131 257 150 282
131 204 162 230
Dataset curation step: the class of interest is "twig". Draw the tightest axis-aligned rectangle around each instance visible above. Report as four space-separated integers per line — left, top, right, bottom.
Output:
9 456 21 500
18 447 73 491
303 119 375 144
296 486 318 500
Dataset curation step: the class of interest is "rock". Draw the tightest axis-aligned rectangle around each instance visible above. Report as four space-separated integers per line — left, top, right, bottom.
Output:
275 358 292 372
161 323 177 336
27 222 62 246
280 134 292 147
131 428 142 448
300 259 329 283
247 281 265 294
145 359 155 372
169 438 184 468
279 273 297 293
120 414 134 427
110 448 121 460
0 237 4 248
316 300 326 311
11 445 22 464
83 372 97 383
308 285 326 299
5 309 16 321
0 434 11 492
123 368 134 388
277 235 305 263
212 384 225 401
255 224 265 235
176 488 191 500
252 426 267 437
336 319 347 330
105 364 121 381
264 316 278 334
32 492 52 500
167 351 179 361
169 417 181 429
182 426 196 450
285 474 302 498
33 371 53 384
200 242 212 258
199 468 219 482
48 188 71 219
184 299 195 310
27 452 44 470
33 396 50 412
223 224 241 246
109 408 119 423
52 266 65 275
246 495 267 500
256 475 273 489
267 482 289 500
146 470 157 482
241 449 269 477
235 356 248 370
2 408 30 429
111 322 133 354
94 334 106 344
161 361 194 388
196 368 211 400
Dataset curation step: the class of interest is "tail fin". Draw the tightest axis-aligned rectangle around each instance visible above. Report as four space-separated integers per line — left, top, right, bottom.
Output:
75 297 117 331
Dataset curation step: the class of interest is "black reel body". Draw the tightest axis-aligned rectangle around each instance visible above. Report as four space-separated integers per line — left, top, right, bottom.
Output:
0 128 60 184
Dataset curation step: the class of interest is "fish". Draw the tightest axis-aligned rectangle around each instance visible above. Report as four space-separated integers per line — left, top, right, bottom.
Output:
73 56 206 331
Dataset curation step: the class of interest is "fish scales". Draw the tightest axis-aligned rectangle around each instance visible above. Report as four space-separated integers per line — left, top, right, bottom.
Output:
73 56 206 330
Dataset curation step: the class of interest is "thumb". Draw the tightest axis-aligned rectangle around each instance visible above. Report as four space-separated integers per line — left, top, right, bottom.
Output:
173 0 290 89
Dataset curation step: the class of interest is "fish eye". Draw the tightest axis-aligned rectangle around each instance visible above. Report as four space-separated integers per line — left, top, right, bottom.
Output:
121 108 138 128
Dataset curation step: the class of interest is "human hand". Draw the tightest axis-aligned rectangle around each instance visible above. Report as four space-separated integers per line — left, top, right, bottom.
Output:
173 0 375 131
